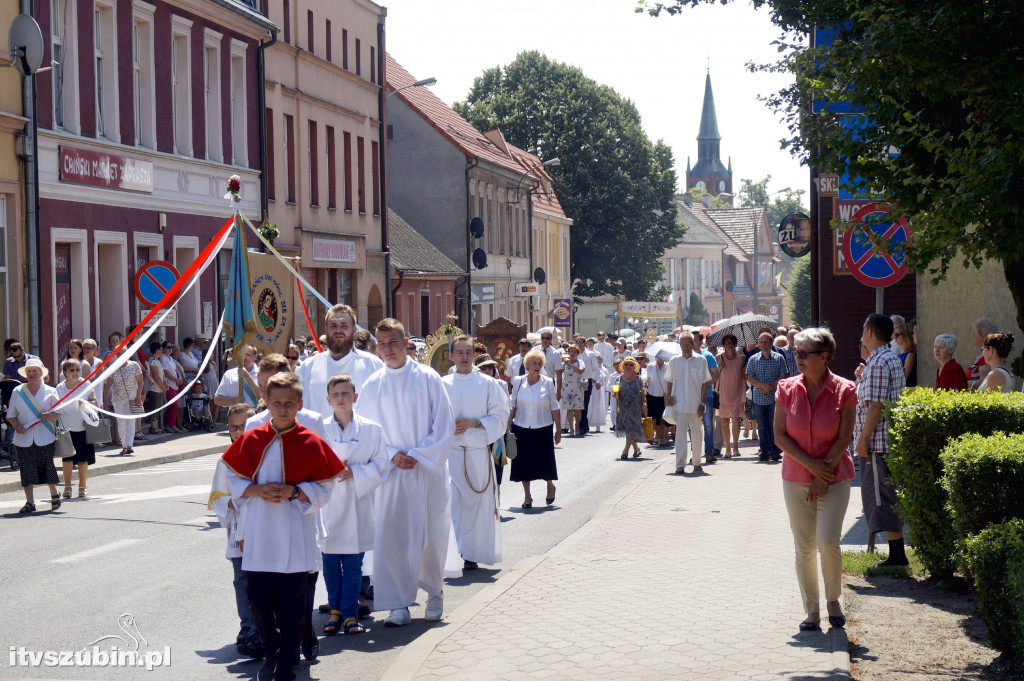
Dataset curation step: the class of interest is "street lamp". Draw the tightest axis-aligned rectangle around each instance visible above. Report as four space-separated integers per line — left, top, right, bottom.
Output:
382 76 436 319
387 77 437 99
509 157 560 204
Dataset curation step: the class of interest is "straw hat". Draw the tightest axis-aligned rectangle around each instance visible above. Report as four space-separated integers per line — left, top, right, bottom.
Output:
473 354 499 369
18 357 49 381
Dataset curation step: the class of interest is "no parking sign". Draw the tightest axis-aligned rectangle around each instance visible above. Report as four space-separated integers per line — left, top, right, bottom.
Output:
841 203 912 288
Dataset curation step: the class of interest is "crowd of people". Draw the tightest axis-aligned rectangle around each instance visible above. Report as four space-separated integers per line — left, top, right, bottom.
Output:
2 309 1020 678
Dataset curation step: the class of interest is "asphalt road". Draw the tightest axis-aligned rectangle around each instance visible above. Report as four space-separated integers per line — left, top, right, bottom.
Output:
0 426 650 681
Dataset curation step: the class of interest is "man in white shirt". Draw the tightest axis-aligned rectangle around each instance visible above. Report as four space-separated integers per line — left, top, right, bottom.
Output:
214 344 260 409
503 339 532 385
646 352 670 446
295 304 384 420
575 336 599 435
357 318 455 627
594 332 615 368
665 335 713 474
537 331 563 402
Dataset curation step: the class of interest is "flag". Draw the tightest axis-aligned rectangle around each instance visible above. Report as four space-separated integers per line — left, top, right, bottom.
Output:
223 217 257 369
247 251 296 356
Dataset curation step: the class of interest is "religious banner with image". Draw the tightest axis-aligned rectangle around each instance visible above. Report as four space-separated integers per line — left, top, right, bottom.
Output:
247 252 296 356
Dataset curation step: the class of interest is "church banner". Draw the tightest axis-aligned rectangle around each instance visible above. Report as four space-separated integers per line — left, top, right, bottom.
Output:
248 252 296 356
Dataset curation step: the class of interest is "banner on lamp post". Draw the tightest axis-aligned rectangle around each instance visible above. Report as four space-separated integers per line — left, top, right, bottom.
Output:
553 299 572 328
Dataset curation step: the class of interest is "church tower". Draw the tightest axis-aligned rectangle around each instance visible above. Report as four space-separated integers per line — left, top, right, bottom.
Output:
686 71 733 204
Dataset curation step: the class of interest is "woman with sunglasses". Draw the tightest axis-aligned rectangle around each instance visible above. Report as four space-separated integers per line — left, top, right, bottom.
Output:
893 323 917 388
286 344 302 371
56 358 98 498
774 327 858 632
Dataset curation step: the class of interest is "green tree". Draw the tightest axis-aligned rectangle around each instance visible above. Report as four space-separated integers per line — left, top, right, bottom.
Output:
687 185 731 210
786 255 811 327
643 0 1024 372
737 175 809 228
685 290 707 325
454 51 681 300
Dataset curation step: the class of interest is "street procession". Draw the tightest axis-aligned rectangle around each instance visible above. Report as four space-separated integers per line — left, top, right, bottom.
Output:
2 1 1024 680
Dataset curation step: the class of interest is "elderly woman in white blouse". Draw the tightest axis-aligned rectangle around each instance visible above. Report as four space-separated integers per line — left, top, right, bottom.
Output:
509 349 561 509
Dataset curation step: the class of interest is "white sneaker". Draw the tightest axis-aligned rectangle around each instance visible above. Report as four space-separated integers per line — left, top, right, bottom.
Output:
384 608 411 627
424 592 444 621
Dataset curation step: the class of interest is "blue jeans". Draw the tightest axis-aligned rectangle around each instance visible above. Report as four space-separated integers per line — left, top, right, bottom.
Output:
322 552 364 621
703 393 715 456
230 556 257 637
754 402 777 455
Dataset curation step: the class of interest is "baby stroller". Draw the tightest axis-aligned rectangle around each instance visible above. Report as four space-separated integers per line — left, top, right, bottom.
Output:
1 378 20 469
183 383 216 432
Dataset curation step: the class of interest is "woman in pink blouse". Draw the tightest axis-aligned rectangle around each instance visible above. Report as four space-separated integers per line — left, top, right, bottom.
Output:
774 327 858 633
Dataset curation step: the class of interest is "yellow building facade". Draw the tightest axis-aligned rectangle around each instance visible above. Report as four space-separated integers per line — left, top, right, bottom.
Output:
0 7 27 343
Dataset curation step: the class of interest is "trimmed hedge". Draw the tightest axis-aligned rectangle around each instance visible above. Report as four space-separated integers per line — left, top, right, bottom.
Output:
961 519 1024 661
887 389 1024 577
942 432 1024 545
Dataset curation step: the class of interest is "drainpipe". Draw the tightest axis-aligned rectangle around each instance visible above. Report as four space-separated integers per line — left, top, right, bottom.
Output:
464 157 479 331
22 0 40 355
377 13 391 318
257 26 278 218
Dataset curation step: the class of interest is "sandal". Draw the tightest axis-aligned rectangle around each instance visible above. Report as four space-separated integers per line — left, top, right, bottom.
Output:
322 610 342 636
78 488 87 498
632 449 641 458
342 618 366 635
62 487 73 499
19 502 35 514
135 433 149 441
50 494 62 511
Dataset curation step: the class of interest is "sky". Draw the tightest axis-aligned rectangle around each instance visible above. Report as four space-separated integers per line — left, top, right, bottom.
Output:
381 0 808 201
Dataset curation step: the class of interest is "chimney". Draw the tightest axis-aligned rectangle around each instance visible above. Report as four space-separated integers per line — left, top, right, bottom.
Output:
702 195 712 209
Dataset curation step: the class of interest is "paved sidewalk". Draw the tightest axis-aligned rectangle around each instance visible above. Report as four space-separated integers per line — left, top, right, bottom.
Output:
0 428 228 494
386 440 860 681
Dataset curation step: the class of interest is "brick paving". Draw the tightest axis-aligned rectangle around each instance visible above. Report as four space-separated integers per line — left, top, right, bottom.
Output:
387 437 858 680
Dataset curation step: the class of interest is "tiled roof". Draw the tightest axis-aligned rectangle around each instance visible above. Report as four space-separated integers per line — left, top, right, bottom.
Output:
674 197 725 245
389 209 464 276
706 207 768 256
504 140 566 218
679 199 747 261
386 55 524 175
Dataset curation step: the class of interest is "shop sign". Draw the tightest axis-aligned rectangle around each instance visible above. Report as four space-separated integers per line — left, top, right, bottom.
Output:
778 213 811 258
312 238 357 263
471 283 495 303
59 145 153 193
619 301 677 318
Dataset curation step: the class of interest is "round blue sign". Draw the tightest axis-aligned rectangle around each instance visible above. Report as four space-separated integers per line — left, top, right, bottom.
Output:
134 261 181 308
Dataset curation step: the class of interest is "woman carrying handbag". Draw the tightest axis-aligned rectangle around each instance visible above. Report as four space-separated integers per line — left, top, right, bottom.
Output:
56 358 98 497
5 358 62 513
105 348 145 456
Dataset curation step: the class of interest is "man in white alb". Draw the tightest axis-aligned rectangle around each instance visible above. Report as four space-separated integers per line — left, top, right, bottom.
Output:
442 336 510 570
357 318 455 627
594 332 615 368
665 335 713 474
295 304 384 419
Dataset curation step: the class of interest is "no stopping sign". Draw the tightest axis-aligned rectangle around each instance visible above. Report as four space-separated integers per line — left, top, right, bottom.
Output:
841 203 912 288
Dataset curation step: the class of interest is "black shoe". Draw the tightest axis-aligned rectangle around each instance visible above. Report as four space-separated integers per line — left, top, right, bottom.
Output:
758 452 769 462
463 560 479 570
302 634 319 661
257 658 276 681
237 638 265 659
799 619 821 632
771 452 782 462
828 614 846 628
235 629 247 645
877 557 909 567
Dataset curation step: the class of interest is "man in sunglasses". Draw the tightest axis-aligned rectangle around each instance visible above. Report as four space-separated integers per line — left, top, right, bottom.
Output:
537 332 563 402
3 341 39 384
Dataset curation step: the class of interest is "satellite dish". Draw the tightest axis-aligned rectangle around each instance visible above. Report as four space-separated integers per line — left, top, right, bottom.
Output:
725 281 734 293
533 267 546 285
472 248 487 270
469 217 484 239
9 15 44 77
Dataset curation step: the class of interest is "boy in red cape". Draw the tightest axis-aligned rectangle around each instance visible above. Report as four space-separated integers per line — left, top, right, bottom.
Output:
222 372 345 681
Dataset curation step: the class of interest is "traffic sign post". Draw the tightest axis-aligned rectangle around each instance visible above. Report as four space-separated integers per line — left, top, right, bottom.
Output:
841 203 912 288
134 261 182 309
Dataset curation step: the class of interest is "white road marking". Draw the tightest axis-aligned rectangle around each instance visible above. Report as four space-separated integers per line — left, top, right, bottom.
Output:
100 485 211 504
52 538 144 563
111 459 219 476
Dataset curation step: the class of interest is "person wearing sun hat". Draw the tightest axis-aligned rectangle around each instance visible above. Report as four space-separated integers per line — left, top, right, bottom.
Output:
6 358 63 513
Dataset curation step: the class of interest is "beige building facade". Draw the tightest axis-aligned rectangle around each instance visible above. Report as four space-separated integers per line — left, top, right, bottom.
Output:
0 7 26 345
262 0 387 334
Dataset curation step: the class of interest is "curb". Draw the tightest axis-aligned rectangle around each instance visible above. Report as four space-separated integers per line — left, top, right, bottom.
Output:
382 453 670 681
832 626 852 680
0 444 224 495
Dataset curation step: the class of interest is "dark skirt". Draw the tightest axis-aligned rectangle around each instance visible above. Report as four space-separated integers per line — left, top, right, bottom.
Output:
509 424 558 482
646 394 666 425
64 429 96 465
18 443 60 487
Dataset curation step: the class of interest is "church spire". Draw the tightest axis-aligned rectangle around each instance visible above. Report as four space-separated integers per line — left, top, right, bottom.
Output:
697 71 721 142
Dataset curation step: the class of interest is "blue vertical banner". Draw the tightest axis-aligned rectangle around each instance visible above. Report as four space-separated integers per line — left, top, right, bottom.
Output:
223 217 257 368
